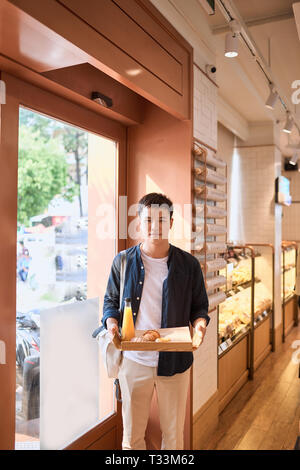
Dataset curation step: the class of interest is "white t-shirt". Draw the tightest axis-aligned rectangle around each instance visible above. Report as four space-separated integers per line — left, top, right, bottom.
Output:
123 248 169 367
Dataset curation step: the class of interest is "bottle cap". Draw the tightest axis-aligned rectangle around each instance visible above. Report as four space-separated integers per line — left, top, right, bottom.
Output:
125 297 131 302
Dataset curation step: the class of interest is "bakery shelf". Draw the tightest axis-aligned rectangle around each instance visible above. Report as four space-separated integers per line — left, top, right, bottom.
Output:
193 223 227 237
205 205 227 219
206 275 227 292
194 242 227 254
254 307 272 328
202 257 227 273
194 186 227 202
208 291 227 311
194 167 227 186
218 326 250 358
193 203 227 219
206 223 227 237
193 143 226 169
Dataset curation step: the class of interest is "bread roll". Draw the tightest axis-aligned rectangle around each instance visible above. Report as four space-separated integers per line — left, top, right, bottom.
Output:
131 329 161 342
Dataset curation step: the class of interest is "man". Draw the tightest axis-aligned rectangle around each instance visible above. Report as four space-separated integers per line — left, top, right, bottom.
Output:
17 248 31 282
102 192 209 450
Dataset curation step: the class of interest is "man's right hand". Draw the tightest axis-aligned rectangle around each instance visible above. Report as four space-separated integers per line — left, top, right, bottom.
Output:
106 318 120 341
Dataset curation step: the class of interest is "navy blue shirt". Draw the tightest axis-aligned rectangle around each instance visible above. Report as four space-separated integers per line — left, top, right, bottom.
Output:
102 242 209 376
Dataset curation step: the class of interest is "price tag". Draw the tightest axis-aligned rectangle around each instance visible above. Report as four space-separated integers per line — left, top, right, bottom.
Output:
226 338 232 347
220 342 228 352
218 346 223 355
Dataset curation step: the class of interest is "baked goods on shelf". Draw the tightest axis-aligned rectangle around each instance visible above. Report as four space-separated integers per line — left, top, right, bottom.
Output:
231 264 251 285
218 282 272 341
254 283 272 315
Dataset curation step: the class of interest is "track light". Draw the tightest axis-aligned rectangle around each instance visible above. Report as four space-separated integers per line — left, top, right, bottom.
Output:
225 33 239 57
225 20 240 58
289 152 299 165
283 112 294 133
265 83 278 110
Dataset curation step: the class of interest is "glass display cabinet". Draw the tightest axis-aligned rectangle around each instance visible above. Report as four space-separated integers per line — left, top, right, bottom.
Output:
217 245 253 413
281 241 298 341
217 243 275 411
247 244 274 370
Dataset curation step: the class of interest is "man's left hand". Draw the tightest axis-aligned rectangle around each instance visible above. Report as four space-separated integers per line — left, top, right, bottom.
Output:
192 319 207 350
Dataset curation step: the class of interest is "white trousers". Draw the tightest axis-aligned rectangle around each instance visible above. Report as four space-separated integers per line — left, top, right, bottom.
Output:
118 357 190 450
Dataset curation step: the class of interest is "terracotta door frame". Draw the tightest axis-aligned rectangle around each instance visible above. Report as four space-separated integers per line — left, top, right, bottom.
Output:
0 71 126 450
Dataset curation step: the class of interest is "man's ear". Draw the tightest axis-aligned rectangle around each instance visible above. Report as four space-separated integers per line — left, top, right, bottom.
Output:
170 217 174 229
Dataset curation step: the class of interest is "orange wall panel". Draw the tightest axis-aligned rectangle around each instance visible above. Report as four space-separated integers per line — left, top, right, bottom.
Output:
0 70 19 451
0 71 126 450
8 0 192 120
127 100 193 449
127 101 193 252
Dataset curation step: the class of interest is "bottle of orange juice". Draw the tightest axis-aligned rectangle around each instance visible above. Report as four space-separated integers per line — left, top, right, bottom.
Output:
121 297 135 341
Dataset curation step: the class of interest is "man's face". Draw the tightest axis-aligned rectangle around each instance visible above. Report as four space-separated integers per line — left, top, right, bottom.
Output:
139 205 173 241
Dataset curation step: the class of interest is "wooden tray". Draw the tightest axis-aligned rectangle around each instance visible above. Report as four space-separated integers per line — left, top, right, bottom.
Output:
113 326 193 351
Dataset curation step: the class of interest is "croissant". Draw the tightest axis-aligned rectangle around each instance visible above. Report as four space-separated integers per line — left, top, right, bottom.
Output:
131 329 161 342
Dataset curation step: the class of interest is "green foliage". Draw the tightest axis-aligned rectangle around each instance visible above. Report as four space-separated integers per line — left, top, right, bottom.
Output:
18 108 87 225
18 126 67 225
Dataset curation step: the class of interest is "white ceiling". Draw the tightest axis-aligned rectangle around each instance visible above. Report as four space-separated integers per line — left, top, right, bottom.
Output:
210 1 299 118
197 0 300 149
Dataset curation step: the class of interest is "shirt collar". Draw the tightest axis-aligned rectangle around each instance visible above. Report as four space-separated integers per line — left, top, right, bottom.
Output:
137 242 174 267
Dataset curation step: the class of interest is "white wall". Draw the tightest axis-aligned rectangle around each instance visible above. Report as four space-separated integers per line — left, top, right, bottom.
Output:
194 66 218 149
193 66 218 415
218 122 283 328
150 0 217 70
282 170 300 242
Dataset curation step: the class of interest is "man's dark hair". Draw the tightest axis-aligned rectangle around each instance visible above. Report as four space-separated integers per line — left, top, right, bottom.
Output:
138 192 173 219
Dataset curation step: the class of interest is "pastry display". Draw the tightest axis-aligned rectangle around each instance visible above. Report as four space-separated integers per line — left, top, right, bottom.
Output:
231 263 251 285
254 283 272 315
281 245 296 300
218 281 272 342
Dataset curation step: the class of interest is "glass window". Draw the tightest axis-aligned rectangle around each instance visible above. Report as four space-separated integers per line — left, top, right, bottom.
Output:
16 107 117 449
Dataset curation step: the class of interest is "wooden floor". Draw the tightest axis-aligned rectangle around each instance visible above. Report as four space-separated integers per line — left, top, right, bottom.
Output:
203 323 300 450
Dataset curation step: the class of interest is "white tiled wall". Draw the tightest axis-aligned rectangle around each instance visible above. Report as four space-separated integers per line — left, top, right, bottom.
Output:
229 146 277 244
194 66 218 150
193 65 218 417
218 122 283 327
282 170 300 241
193 310 218 411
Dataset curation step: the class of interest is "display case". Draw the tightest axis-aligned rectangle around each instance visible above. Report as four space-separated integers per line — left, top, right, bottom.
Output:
247 244 274 370
281 241 298 341
218 246 253 351
217 243 275 411
217 245 253 413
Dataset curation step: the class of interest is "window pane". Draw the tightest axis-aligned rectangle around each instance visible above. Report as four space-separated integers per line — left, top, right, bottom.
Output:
16 107 117 449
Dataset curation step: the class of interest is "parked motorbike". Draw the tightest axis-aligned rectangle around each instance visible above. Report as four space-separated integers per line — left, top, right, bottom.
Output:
16 310 40 420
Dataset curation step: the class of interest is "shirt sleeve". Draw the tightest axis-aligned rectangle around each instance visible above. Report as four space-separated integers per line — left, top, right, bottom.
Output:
102 253 122 329
190 258 210 327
